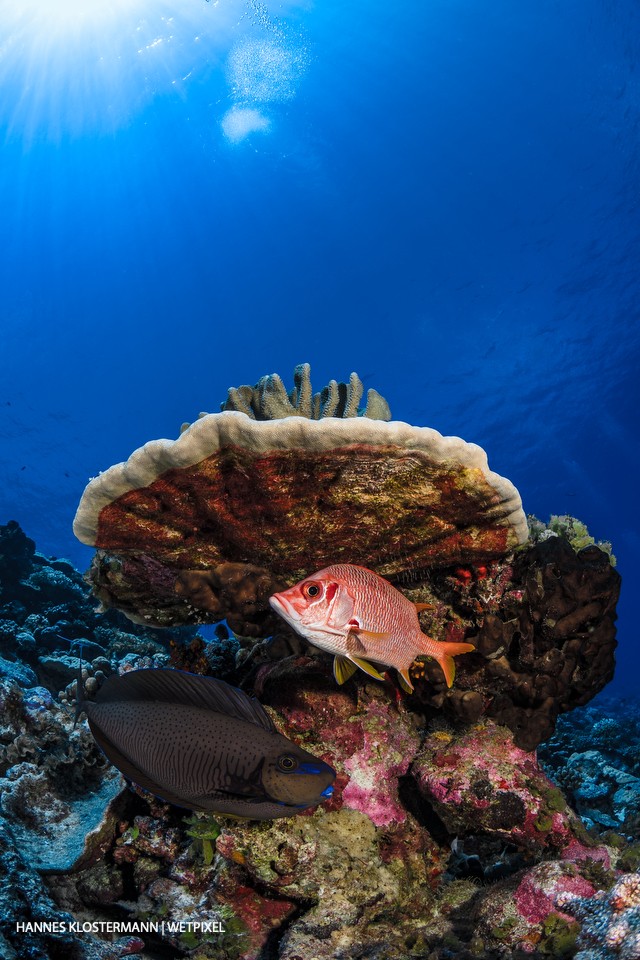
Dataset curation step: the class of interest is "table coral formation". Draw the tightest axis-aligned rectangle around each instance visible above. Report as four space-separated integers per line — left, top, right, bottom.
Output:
73 365 528 631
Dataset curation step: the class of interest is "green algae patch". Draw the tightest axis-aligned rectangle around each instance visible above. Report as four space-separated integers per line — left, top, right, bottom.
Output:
539 912 580 957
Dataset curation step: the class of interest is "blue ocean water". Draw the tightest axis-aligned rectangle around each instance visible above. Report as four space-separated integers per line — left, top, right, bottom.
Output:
0 0 637 697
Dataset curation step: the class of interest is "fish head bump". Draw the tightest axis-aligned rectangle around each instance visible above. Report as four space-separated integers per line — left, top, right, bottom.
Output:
261 737 336 808
269 567 356 638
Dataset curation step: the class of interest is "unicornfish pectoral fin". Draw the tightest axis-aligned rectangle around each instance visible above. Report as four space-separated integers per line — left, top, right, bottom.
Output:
334 655 358 685
349 656 386 682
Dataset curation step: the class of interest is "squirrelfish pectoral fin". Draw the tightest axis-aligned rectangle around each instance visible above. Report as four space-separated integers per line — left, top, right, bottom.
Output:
345 630 367 654
349 656 386 682
397 669 414 694
334 655 358 685
351 628 393 643
414 603 434 613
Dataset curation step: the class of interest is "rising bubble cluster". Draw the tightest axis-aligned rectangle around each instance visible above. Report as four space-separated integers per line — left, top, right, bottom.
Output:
220 106 270 144
220 2 309 144
226 37 306 104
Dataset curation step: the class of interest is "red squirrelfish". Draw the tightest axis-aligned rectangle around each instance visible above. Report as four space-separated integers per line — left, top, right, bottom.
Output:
269 563 475 692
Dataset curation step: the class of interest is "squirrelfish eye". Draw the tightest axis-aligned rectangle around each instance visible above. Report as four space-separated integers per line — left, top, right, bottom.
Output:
303 581 321 599
278 754 299 772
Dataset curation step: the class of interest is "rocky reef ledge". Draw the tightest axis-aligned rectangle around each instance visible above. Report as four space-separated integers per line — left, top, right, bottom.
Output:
0 519 636 960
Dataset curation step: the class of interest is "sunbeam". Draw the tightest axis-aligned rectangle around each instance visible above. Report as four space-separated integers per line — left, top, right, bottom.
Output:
0 0 238 141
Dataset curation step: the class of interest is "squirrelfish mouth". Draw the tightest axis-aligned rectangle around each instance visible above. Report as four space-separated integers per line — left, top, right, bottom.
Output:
269 593 295 621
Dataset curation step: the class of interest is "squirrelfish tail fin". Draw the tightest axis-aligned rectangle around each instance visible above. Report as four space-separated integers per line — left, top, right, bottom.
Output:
415 635 476 688
437 641 476 687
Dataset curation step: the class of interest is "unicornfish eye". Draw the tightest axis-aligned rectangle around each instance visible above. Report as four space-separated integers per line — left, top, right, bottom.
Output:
304 582 321 598
278 754 299 771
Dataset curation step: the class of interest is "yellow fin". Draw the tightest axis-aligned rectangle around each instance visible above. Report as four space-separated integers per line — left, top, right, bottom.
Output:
397 669 414 694
334 655 358 685
350 656 386 681
414 603 434 613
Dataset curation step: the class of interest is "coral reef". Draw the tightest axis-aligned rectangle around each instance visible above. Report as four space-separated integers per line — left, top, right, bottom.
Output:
539 695 640 838
76 524 620 751
398 531 619 750
0 486 628 960
529 514 616 566
68 372 619 753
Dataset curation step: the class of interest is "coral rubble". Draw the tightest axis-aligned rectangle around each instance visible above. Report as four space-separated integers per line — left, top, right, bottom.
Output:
539 695 640 839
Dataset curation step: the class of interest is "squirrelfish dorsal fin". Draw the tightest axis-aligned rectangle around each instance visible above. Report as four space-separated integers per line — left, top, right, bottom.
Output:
95 668 276 733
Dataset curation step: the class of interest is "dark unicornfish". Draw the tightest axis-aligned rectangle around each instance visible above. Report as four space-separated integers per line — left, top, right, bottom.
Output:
78 668 335 819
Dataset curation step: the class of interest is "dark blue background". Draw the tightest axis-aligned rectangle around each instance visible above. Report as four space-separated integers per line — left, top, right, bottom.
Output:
1 0 637 695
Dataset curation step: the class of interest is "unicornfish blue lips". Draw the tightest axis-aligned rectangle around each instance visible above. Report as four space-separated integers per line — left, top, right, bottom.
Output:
321 785 334 798
78 667 336 820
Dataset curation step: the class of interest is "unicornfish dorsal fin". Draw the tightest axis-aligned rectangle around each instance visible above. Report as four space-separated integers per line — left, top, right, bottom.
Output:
94 668 276 732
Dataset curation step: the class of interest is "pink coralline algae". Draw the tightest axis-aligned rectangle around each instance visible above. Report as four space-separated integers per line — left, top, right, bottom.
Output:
341 698 421 827
515 867 596 924
474 860 593 954
412 720 607 859
256 657 423 827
